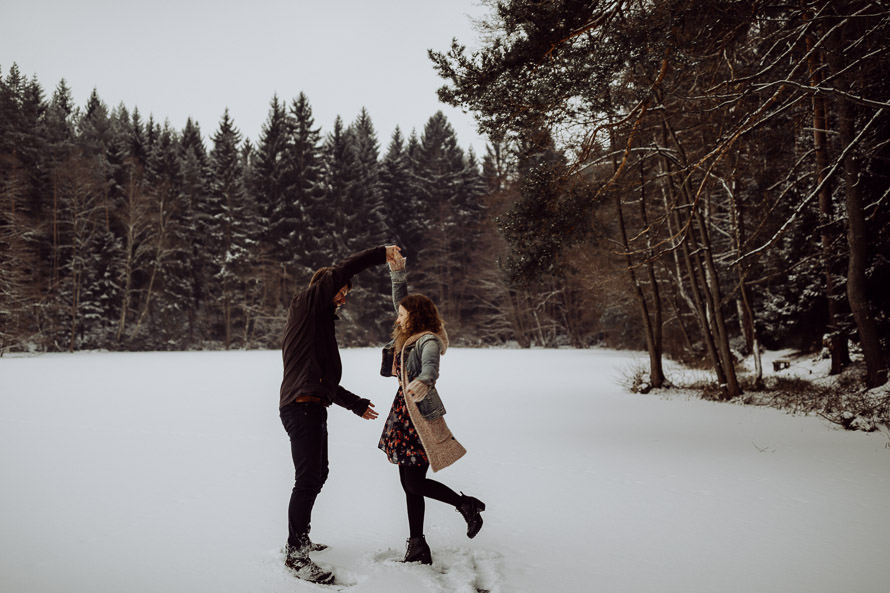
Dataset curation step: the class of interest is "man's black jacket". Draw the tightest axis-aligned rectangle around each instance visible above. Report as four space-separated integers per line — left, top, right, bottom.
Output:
278 245 386 413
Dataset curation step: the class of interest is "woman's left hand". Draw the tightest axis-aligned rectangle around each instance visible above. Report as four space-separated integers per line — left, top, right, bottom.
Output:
388 252 406 272
407 379 429 400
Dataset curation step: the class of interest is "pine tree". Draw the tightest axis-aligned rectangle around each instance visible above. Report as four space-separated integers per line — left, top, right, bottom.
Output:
1 67 50 322
349 108 388 249
319 116 357 261
250 94 293 314
253 96 289 243
284 93 326 281
136 123 190 348
45 89 114 350
454 146 490 333
0 64 44 350
412 111 483 331
108 109 148 346
380 127 419 251
344 108 391 342
0 67 33 350
205 109 255 348
53 152 106 351
78 105 134 348
78 89 112 157
128 107 148 169
178 118 210 342
78 228 123 348
33 80 78 347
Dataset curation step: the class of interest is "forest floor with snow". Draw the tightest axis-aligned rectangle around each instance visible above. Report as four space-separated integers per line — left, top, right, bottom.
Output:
1 347 889 593
644 348 890 435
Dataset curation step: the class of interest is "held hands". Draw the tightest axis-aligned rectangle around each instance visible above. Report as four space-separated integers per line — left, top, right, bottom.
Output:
385 245 406 271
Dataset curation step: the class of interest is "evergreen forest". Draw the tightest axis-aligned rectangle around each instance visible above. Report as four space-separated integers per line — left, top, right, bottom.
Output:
0 72 491 353
2 0 890 397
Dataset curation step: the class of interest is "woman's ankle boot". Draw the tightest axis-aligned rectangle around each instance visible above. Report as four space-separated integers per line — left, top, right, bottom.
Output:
457 492 485 538
403 535 432 565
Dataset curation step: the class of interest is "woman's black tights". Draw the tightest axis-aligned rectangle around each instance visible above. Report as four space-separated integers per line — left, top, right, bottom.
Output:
398 464 462 537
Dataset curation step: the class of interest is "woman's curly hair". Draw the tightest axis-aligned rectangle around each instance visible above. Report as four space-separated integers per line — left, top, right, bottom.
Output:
392 293 443 350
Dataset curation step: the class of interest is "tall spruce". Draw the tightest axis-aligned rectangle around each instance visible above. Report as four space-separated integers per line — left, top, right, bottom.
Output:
412 111 483 332
205 110 254 348
251 95 293 313
345 108 391 342
320 116 357 260
380 127 418 252
284 93 326 281
139 123 191 348
179 118 209 341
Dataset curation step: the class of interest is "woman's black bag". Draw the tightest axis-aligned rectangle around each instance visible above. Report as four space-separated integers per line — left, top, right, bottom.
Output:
380 342 395 377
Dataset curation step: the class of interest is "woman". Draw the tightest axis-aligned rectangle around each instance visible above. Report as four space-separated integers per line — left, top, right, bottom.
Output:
378 253 486 565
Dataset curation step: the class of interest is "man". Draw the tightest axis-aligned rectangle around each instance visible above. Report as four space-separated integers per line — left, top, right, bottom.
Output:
279 245 400 584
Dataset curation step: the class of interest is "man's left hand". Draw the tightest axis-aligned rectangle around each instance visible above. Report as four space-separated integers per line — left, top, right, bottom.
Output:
361 402 379 420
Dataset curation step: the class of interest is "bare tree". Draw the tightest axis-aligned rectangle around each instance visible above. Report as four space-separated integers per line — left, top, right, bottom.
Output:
52 156 105 351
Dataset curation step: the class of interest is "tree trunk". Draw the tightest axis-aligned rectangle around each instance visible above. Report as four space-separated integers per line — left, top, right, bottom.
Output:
224 286 232 350
637 162 665 387
681 235 727 390
608 138 664 388
134 189 169 337
828 31 887 387
692 203 741 399
729 175 763 387
805 17 850 374
657 120 732 396
117 167 138 342
615 191 664 388
835 97 886 386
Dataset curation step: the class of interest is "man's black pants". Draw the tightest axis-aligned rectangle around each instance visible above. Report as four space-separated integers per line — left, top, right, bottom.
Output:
280 402 329 547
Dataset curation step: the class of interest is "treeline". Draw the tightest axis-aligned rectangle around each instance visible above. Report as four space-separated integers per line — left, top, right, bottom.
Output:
433 0 890 392
0 65 500 351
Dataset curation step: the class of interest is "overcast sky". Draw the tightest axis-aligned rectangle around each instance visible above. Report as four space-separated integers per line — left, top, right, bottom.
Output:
2 0 488 154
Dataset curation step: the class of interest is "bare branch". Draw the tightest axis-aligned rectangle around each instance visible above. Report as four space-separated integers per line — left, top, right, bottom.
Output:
734 107 886 265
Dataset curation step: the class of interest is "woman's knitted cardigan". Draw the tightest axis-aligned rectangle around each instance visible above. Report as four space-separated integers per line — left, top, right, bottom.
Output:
395 330 466 472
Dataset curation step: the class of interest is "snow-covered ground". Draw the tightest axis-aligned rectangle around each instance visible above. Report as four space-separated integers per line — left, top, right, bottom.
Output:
1 348 888 593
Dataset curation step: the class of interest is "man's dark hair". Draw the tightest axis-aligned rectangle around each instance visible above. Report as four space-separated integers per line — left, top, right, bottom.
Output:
309 267 353 290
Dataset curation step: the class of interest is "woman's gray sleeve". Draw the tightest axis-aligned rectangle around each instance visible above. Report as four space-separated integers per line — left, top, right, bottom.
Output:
390 269 408 312
414 337 440 385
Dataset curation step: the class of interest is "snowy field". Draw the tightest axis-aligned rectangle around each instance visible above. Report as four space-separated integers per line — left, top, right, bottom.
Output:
1 348 888 593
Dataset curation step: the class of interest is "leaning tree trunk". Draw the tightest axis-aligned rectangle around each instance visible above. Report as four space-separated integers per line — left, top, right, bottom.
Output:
637 162 665 387
615 190 665 389
692 205 741 400
728 174 763 387
657 120 736 397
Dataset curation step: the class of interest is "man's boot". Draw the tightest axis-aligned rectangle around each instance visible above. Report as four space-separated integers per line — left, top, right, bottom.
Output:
284 536 334 584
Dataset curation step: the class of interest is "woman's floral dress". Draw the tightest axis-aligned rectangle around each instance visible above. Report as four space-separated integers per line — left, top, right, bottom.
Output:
378 351 428 466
